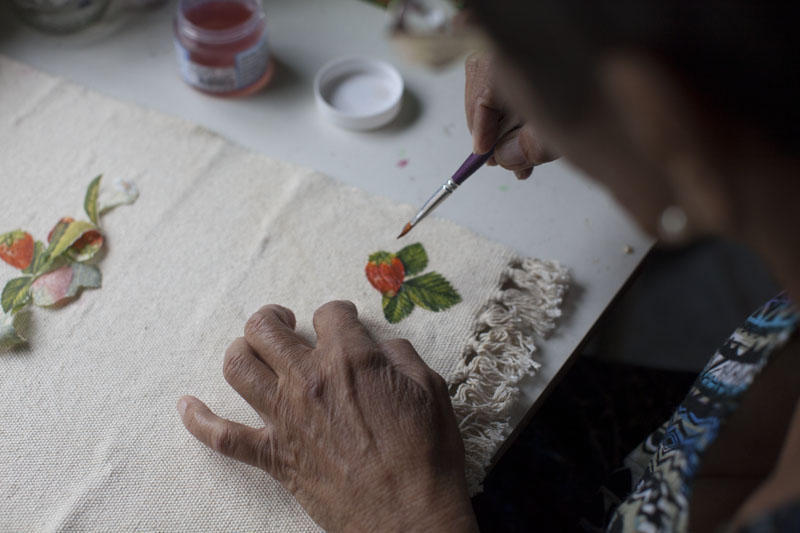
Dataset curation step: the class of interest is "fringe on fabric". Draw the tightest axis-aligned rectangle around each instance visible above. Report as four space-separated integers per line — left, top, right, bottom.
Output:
449 257 569 495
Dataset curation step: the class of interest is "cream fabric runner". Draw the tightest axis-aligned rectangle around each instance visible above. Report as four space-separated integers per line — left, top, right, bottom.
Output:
0 56 568 531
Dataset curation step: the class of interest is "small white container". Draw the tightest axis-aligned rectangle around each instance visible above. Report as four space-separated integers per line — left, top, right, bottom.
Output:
313 56 404 131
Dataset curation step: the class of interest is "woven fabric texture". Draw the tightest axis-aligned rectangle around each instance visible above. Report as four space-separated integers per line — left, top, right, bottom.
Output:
0 57 567 531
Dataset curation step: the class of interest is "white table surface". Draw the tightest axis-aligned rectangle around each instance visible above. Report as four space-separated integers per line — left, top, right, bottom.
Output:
0 0 651 455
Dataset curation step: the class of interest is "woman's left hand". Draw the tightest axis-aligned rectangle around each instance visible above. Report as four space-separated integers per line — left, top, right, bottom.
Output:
178 301 478 533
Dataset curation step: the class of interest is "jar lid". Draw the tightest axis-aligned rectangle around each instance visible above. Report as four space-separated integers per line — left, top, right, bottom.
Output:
313 56 404 131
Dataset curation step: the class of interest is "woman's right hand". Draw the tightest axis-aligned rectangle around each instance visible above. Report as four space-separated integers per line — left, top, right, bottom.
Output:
465 52 558 179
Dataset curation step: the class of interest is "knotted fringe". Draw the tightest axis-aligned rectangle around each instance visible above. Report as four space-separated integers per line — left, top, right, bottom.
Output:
449 258 569 494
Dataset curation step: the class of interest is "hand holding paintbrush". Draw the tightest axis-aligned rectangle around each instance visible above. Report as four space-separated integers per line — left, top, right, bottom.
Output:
398 113 522 238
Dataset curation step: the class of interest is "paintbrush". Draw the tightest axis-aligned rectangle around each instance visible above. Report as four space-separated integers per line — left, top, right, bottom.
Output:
397 116 521 238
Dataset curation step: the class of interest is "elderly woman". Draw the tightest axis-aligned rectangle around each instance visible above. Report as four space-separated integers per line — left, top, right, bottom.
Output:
177 1 800 531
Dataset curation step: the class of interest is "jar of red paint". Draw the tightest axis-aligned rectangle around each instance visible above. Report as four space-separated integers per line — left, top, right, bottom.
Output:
174 0 274 97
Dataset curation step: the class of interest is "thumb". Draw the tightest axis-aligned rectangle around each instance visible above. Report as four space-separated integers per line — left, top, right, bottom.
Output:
493 124 557 172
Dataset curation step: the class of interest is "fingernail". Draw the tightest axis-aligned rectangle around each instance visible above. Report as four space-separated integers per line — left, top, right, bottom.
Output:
515 168 533 180
177 397 188 417
275 306 296 329
494 136 527 168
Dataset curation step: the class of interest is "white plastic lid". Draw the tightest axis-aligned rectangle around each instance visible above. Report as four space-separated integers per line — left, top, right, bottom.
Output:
313 56 404 131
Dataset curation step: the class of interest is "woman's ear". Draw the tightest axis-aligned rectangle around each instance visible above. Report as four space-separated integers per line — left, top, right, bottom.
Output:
599 54 737 235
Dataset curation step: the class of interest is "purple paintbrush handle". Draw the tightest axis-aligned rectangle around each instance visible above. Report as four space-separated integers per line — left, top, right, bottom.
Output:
451 150 495 185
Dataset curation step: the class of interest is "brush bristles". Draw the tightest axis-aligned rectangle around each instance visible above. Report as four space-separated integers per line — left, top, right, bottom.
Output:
397 222 413 239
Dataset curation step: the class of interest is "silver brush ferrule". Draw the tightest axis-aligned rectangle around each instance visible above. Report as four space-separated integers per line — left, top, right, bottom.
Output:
410 179 459 227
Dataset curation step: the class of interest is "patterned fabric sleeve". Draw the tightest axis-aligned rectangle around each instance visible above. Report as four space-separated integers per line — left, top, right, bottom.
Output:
607 294 799 532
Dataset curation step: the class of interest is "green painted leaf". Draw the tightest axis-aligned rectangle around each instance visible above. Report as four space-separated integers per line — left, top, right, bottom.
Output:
396 243 428 276
382 287 415 324
403 272 462 312
46 218 71 246
84 174 102 226
0 312 25 349
1 276 33 313
23 241 45 275
39 218 72 273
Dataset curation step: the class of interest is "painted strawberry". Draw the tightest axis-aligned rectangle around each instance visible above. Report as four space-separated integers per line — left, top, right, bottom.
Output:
70 230 103 256
0 230 34 270
365 251 405 297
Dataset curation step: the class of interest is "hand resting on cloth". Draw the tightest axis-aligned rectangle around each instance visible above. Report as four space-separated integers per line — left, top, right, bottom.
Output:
179 301 480 533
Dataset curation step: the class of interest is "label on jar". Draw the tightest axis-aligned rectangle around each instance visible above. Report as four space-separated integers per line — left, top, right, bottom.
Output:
175 34 270 93
235 34 270 88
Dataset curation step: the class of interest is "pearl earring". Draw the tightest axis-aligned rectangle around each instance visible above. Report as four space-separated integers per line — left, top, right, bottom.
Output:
658 205 688 243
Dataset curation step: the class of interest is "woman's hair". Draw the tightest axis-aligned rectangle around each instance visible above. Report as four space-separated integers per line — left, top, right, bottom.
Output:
469 0 800 153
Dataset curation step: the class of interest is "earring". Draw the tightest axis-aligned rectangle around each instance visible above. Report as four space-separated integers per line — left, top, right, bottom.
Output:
658 205 688 243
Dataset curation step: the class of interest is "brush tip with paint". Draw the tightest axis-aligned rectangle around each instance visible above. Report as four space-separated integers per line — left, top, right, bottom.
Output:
397 222 413 239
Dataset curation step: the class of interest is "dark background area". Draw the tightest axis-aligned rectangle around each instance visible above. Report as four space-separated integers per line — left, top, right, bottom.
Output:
472 238 780 532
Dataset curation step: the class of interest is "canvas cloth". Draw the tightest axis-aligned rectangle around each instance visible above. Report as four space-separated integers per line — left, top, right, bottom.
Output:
0 56 568 531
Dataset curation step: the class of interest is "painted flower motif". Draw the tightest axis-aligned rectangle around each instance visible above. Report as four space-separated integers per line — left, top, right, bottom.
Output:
0 174 137 349
365 243 461 324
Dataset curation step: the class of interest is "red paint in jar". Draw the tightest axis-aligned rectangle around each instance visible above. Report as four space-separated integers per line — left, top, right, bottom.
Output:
174 0 274 97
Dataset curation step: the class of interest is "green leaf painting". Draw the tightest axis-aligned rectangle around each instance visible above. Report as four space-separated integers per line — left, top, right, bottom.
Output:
84 174 102 226
0 175 137 349
403 272 461 311
2 276 33 313
22 241 45 275
396 243 428 276
0 312 24 348
366 242 460 324
382 288 416 324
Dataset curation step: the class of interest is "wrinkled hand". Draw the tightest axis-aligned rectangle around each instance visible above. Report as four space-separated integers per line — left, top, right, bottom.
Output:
178 301 477 533
466 52 558 179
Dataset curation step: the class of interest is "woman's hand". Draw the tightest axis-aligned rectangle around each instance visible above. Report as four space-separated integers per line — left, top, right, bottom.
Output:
465 52 557 179
178 301 478 533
